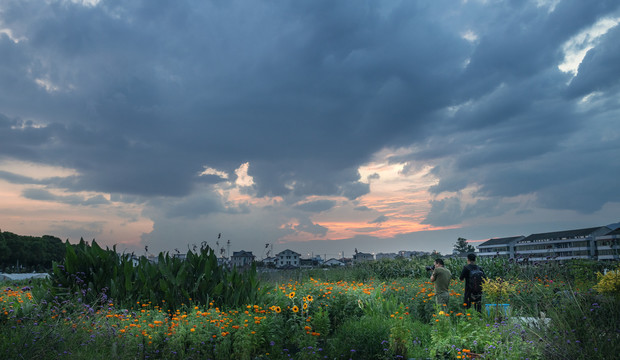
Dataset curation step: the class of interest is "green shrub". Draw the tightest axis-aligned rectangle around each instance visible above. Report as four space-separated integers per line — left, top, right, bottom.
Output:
328 314 393 359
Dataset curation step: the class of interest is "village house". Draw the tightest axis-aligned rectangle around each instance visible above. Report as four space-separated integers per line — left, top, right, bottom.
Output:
261 256 277 267
353 251 374 263
375 252 398 260
231 250 255 268
323 258 345 266
276 249 301 268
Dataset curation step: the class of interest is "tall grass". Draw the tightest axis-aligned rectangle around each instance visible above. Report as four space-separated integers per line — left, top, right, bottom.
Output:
2 256 619 359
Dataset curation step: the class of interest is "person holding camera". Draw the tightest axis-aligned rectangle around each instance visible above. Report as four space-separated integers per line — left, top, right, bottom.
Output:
459 253 485 312
430 258 451 307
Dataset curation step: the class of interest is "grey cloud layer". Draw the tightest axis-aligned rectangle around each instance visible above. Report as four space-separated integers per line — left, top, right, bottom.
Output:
1 0 619 230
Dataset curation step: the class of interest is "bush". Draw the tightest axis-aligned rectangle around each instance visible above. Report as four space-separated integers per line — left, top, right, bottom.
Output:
328 314 393 359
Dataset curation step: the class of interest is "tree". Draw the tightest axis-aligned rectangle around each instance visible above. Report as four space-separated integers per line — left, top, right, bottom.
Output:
454 237 475 254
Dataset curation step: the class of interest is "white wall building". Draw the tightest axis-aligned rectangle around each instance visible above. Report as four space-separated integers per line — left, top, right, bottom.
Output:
276 249 301 268
231 250 255 268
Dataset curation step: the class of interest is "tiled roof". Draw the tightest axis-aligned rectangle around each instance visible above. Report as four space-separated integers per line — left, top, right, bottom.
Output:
605 227 620 236
232 250 254 257
478 236 524 247
276 249 301 256
519 226 609 242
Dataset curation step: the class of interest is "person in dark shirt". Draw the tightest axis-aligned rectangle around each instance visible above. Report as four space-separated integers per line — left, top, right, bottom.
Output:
459 253 485 312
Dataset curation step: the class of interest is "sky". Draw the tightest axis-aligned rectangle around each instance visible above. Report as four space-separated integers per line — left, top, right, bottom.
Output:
1 0 619 260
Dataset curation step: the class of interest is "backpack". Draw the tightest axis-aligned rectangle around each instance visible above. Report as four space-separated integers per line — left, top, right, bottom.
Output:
468 265 484 294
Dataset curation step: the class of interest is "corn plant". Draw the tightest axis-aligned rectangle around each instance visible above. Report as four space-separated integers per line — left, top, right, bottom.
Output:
48 239 266 310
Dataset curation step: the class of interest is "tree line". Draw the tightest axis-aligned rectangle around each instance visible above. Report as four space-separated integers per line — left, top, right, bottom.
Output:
0 230 66 272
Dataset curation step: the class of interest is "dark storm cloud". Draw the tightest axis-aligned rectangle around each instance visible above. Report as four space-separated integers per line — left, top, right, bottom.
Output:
294 200 337 213
22 188 109 206
144 193 250 220
1 0 619 232
422 197 511 227
0 170 41 185
0 0 471 200
288 218 328 237
566 25 620 98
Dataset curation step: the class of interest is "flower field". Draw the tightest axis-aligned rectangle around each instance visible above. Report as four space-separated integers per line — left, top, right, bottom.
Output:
2 254 620 359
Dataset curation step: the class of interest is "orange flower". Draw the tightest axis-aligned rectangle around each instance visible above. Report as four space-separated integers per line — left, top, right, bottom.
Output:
292 306 299 313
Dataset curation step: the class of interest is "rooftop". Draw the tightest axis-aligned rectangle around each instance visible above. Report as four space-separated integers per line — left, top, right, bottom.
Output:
518 226 610 243
478 236 524 247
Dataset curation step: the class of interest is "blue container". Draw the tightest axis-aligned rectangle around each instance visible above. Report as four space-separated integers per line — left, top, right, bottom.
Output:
485 303 510 317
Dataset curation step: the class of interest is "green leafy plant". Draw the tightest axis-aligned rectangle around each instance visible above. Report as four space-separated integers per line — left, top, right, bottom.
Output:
49 239 267 310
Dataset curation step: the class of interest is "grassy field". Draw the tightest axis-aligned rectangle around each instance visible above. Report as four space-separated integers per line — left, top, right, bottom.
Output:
1 258 619 359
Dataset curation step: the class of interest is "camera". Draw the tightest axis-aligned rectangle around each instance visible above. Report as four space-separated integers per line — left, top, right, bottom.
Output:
425 265 435 271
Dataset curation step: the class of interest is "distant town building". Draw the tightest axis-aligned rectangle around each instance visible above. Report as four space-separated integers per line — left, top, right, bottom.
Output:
216 257 229 267
262 256 277 267
172 253 187 261
300 256 323 267
231 250 255 268
323 258 345 266
276 249 301 268
353 252 374 263
340 257 353 266
375 252 398 260
398 250 431 258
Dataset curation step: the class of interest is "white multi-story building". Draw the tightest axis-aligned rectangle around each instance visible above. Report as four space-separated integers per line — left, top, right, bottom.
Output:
477 226 618 261
594 228 620 261
276 249 301 268
477 236 524 259
514 227 610 261
231 250 255 268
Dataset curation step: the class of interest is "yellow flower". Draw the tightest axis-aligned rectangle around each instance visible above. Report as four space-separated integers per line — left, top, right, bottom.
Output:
289 292 296 299
303 302 308 310
594 269 620 298
292 305 299 313
307 295 314 302
275 306 281 313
